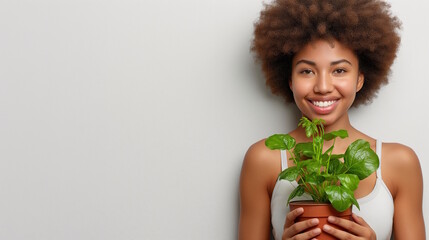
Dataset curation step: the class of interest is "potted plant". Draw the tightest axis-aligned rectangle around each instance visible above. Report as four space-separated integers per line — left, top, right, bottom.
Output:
265 117 379 239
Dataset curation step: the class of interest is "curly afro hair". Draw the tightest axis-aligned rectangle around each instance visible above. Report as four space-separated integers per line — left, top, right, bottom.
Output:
252 0 401 107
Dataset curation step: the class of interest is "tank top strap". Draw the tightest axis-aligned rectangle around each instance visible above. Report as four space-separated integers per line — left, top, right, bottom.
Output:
376 139 383 179
280 150 288 171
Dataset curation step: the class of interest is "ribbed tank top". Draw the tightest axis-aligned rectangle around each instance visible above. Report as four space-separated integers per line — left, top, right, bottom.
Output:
271 140 394 240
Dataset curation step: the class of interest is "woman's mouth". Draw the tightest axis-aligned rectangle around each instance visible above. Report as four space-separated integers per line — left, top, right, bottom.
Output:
311 100 337 108
309 100 339 114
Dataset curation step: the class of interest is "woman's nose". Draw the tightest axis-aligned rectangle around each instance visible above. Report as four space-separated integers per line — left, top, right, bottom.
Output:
314 72 334 94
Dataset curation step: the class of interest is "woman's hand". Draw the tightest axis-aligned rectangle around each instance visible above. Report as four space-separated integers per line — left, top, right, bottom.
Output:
322 213 376 240
282 208 321 240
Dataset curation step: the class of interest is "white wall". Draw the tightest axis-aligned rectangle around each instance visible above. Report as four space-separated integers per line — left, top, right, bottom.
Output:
0 0 427 239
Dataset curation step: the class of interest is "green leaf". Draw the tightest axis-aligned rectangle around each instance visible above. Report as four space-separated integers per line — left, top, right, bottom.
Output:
328 158 345 175
323 130 349 141
306 160 322 174
294 142 314 158
321 174 337 182
338 174 359 191
296 159 311 169
287 185 305 205
322 153 344 165
299 117 317 137
305 172 325 185
265 134 296 150
313 118 325 126
351 195 360 210
329 154 344 160
278 166 299 181
325 185 357 212
313 136 323 146
344 139 379 180
305 126 315 137
298 117 311 128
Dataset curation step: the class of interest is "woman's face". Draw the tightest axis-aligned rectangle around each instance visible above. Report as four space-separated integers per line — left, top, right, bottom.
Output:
290 39 364 126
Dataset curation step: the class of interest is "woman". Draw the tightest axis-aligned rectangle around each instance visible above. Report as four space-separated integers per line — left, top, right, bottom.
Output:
239 0 425 239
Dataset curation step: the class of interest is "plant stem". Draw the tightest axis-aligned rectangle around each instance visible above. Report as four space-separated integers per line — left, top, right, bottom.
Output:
326 138 335 174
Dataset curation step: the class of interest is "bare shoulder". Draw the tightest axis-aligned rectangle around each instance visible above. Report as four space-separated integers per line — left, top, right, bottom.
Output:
244 139 279 165
241 139 281 193
381 142 423 197
382 142 420 170
243 139 281 171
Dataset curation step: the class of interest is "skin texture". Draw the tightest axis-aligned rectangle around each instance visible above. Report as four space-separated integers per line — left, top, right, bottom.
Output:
239 40 425 240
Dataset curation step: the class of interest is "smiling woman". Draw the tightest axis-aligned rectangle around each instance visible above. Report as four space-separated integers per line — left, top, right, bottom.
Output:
239 0 425 239
290 40 364 126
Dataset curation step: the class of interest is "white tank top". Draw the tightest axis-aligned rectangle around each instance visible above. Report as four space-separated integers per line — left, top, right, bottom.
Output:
271 140 394 240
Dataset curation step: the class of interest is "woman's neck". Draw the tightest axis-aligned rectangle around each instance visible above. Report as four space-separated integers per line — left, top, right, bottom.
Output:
323 114 354 134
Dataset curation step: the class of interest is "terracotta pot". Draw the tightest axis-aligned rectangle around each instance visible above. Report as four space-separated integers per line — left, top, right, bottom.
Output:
289 200 352 240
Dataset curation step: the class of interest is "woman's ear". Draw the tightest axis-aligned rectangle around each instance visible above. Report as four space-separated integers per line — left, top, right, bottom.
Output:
356 73 364 92
289 80 293 91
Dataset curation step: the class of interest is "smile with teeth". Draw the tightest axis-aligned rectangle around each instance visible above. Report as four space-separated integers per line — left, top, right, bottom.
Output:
311 100 337 108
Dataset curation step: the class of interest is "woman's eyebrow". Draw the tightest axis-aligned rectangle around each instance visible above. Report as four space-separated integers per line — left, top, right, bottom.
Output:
295 59 316 66
331 59 352 66
295 59 353 66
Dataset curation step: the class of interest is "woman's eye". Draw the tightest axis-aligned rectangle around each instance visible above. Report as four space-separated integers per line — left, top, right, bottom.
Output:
334 69 347 74
300 69 313 75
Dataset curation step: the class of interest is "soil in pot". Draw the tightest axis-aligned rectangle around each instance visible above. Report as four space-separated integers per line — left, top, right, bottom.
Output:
289 200 352 240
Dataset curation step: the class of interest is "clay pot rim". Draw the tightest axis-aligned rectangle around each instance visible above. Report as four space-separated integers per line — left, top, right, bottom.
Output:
289 200 352 216
289 200 335 206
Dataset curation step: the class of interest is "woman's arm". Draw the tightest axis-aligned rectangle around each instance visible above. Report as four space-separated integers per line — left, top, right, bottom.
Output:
388 144 425 239
239 141 277 240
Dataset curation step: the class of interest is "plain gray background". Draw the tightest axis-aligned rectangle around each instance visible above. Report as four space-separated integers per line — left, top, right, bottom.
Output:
0 0 427 239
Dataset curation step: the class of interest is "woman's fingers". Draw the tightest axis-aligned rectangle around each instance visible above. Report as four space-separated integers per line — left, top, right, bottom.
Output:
283 208 321 240
322 214 376 240
283 223 321 240
326 215 363 235
284 208 303 228
295 227 321 240
321 224 350 239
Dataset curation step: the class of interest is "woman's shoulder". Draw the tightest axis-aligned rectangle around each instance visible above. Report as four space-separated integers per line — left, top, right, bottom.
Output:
381 142 422 197
381 142 420 168
241 139 281 191
243 139 281 170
